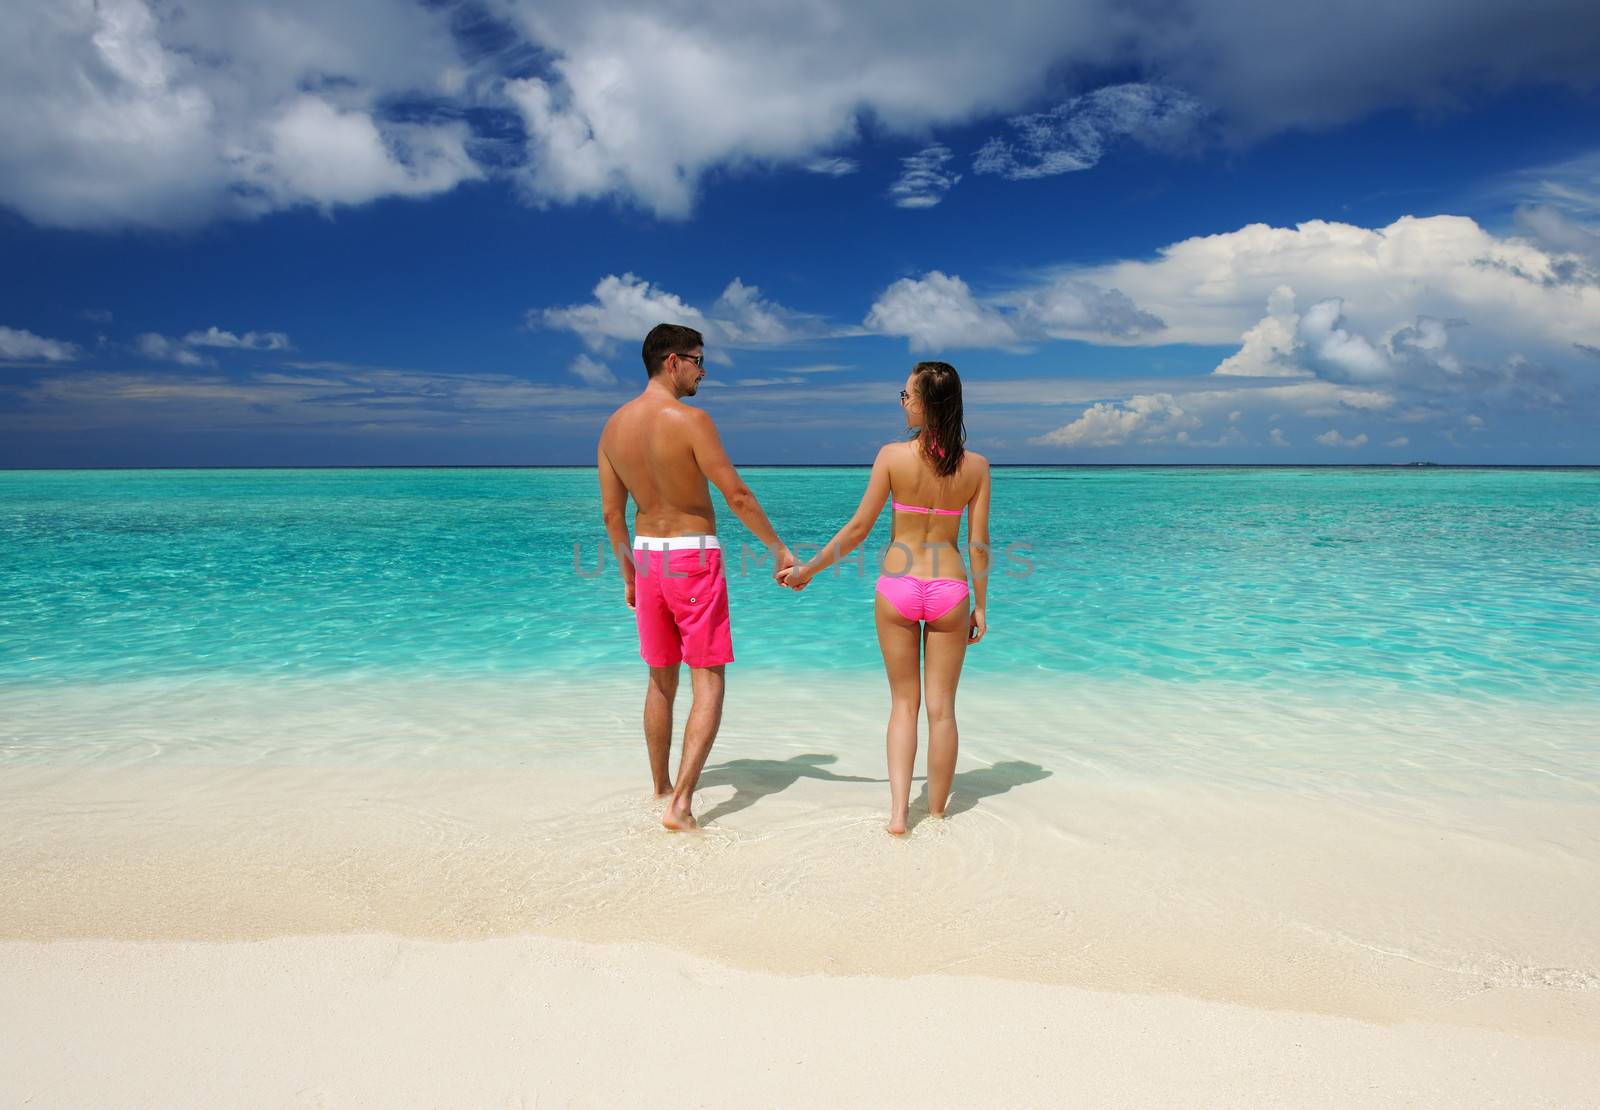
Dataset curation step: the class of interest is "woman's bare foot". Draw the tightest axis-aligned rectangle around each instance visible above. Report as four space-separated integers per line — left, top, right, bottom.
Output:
885 814 908 836
662 803 699 832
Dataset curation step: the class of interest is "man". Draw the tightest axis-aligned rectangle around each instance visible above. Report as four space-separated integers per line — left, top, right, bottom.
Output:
597 323 794 831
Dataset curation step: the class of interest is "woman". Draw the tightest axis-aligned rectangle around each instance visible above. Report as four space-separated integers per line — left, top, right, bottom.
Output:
781 361 990 835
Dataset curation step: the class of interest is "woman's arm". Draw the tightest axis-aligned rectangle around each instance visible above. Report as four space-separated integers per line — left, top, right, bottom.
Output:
784 446 892 588
967 458 991 642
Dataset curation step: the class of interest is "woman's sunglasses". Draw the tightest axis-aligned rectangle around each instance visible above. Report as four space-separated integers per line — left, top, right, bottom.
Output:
899 389 910 403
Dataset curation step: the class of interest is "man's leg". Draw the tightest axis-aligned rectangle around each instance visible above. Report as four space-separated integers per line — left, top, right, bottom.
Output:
662 665 725 831
644 664 680 797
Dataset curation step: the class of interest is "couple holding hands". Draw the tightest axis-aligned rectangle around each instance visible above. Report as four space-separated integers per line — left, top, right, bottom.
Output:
597 324 991 834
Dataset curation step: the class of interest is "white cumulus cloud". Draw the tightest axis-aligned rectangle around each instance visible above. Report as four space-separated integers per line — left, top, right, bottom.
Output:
864 272 1020 351
1029 378 1397 451
865 271 1162 350
997 278 1165 341
1214 285 1307 377
228 95 480 215
537 273 822 354
711 278 821 345
0 0 478 229
869 213 1600 382
1071 215 1600 353
0 325 78 362
540 274 706 352
1208 279 1572 415
1298 298 1390 383
1031 392 1200 447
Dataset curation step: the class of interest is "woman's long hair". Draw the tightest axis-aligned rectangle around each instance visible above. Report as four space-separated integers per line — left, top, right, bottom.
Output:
910 361 966 477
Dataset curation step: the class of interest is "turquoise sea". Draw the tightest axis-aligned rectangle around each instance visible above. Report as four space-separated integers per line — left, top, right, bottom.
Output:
2 466 1597 697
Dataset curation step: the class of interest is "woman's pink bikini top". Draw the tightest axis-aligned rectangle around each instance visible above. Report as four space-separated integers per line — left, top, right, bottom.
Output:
892 501 963 516
893 433 964 515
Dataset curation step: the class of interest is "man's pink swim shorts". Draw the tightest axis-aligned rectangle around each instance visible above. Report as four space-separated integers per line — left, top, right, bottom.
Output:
632 535 734 668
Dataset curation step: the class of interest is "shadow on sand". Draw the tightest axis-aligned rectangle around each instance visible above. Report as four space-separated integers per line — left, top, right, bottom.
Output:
909 760 1053 830
697 753 882 826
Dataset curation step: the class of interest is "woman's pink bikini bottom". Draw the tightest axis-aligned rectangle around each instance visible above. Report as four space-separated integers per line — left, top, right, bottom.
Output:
874 575 970 622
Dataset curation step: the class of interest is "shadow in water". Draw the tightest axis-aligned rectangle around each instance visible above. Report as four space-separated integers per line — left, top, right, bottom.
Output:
697 753 882 825
911 760 1053 828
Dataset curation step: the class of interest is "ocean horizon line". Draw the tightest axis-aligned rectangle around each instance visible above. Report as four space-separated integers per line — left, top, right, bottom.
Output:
4 462 1599 472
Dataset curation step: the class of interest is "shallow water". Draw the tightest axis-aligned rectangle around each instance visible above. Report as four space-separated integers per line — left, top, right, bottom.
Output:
3 677 1597 1042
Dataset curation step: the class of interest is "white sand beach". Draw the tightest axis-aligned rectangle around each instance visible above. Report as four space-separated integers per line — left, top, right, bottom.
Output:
5 932 1600 1109
2 672 1598 1106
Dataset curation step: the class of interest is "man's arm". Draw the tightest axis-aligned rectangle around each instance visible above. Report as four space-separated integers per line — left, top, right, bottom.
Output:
597 442 636 608
687 408 791 572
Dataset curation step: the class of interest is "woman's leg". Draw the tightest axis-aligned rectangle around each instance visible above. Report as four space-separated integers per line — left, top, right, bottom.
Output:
875 592 922 835
921 597 971 817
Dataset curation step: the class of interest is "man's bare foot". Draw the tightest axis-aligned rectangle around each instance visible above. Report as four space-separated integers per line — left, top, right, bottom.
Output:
927 809 946 820
662 804 699 832
653 787 673 800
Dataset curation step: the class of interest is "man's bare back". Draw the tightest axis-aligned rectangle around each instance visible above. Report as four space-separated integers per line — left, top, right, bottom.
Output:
598 390 720 538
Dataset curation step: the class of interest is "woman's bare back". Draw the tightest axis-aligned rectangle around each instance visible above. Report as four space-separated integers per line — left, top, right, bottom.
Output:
881 440 986 580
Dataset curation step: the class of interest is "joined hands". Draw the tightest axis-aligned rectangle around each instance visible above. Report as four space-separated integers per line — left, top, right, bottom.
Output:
777 562 812 591
772 545 810 591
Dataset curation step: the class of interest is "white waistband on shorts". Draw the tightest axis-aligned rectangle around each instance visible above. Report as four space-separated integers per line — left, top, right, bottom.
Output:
632 534 720 552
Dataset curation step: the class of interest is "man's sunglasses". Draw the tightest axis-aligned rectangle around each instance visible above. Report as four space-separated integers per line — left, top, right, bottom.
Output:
674 352 705 367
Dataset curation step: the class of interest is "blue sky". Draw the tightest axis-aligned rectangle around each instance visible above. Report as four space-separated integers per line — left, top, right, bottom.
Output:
1 0 1597 466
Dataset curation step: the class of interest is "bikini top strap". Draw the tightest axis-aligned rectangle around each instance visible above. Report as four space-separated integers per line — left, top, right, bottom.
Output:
892 501 963 516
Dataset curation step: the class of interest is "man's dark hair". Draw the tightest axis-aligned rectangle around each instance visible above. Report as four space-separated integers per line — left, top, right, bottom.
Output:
642 323 704 378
